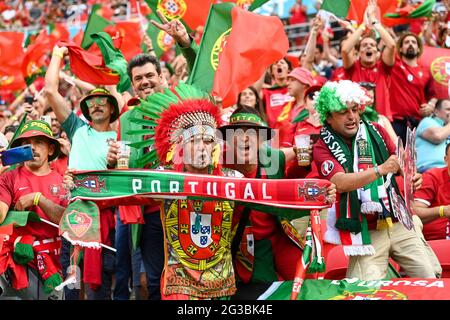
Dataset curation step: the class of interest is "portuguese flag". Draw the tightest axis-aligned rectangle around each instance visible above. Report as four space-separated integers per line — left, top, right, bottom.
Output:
187 2 234 93
60 41 120 86
81 4 114 50
320 0 406 27
219 0 270 11
144 13 177 58
419 46 450 99
257 278 450 300
91 32 131 92
0 31 26 91
385 0 435 20
211 6 289 107
0 211 40 252
145 0 213 31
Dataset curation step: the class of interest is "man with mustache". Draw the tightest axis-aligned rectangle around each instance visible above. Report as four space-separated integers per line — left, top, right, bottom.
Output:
0 120 66 298
313 80 438 280
45 46 120 299
390 32 436 144
341 0 396 122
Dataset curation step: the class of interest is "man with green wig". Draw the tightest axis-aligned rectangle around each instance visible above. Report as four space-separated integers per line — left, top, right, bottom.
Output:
312 80 440 280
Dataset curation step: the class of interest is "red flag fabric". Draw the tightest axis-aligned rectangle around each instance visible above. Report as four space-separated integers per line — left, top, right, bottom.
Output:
212 7 289 108
347 0 408 27
114 21 143 61
0 65 26 91
62 42 120 85
0 32 24 66
72 29 84 47
52 23 70 42
419 46 450 99
157 0 213 30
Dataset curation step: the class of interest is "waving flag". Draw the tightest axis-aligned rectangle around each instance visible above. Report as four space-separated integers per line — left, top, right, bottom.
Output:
419 46 450 99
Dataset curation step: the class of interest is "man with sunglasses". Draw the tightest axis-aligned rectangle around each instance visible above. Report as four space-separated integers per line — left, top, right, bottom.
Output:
45 45 119 300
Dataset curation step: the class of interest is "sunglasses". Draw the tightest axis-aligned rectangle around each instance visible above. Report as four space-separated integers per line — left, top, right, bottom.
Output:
86 97 108 108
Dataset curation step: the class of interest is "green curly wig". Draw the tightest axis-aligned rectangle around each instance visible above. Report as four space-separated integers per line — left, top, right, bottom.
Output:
314 86 347 124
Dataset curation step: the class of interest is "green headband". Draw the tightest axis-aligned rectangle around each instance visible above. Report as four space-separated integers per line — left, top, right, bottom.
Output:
229 113 267 127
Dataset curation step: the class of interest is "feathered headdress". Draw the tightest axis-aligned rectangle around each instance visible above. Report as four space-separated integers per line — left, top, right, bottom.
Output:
126 84 221 168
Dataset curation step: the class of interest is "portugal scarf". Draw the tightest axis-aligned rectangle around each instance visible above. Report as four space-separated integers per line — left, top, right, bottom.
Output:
321 120 398 256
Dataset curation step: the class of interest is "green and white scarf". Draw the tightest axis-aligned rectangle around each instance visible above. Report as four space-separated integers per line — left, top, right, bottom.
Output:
321 120 397 256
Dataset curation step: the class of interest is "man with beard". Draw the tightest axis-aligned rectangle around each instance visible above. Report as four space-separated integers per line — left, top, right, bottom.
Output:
45 45 120 299
390 32 436 144
341 0 396 121
0 120 66 298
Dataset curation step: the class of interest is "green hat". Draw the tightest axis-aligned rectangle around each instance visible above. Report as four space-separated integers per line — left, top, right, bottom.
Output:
79 88 120 123
10 120 61 161
218 106 274 141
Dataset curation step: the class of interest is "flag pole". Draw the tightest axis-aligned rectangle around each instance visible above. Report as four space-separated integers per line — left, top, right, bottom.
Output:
39 217 117 253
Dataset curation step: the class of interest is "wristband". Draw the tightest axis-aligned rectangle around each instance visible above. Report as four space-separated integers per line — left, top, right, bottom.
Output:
33 192 42 206
52 51 64 59
10 115 18 121
374 165 382 178
439 205 445 218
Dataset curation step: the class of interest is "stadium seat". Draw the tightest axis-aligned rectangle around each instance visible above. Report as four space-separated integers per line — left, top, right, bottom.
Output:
427 239 450 278
324 245 348 280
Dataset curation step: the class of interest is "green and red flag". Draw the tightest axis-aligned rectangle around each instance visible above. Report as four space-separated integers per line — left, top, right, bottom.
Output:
211 6 289 107
419 46 450 99
290 220 313 300
259 278 450 300
320 0 406 27
59 200 101 248
145 0 213 31
145 13 177 58
61 41 120 86
22 29 58 85
0 211 40 253
90 32 131 92
219 0 269 11
81 3 114 50
187 2 234 93
114 21 144 61
385 0 435 20
49 22 70 42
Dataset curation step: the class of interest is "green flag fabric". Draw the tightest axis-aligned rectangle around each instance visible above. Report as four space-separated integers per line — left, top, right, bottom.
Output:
187 2 234 92
90 32 131 93
144 13 177 58
0 210 41 235
320 0 350 18
248 0 270 11
81 4 114 50
59 200 101 248
384 0 436 19
258 278 450 300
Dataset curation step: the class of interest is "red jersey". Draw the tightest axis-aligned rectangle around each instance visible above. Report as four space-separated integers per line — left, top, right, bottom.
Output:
262 86 291 129
414 167 450 241
390 56 435 121
0 166 66 239
345 60 393 121
313 122 396 230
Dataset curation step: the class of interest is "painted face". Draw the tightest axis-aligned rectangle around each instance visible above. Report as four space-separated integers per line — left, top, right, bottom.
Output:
21 136 54 169
326 102 361 140
239 88 257 108
183 134 215 170
131 62 163 99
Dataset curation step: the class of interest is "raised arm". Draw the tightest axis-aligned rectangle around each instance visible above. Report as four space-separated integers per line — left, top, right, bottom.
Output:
341 23 366 69
303 16 322 71
44 45 72 124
